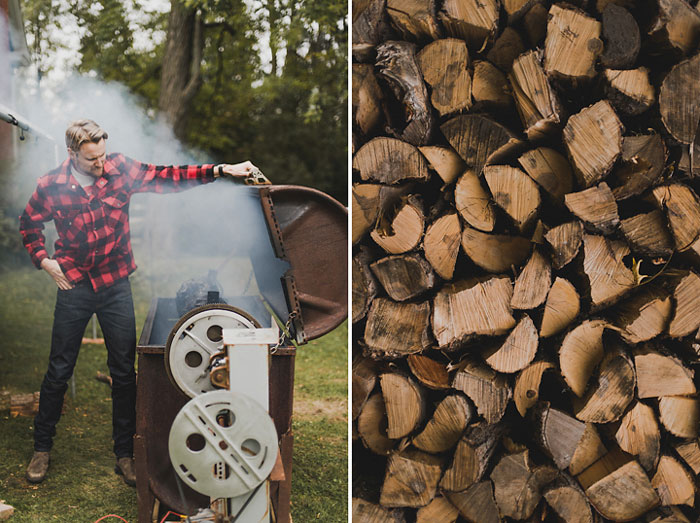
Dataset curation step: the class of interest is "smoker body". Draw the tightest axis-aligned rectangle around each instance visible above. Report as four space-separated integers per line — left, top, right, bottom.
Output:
135 298 295 522
132 184 347 522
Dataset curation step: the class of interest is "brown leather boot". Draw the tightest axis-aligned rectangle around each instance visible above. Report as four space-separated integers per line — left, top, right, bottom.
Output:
26 451 50 483
115 457 136 487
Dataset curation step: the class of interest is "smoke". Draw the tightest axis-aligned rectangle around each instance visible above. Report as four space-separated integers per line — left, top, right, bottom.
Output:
7 71 290 328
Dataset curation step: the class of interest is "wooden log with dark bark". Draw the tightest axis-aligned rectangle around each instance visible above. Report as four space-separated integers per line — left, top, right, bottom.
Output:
376 41 435 145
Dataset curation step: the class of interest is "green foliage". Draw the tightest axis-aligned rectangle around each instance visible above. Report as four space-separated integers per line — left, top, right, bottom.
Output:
20 0 348 202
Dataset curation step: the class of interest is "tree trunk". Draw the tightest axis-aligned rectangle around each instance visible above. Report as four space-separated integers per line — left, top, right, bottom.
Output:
159 1 203 139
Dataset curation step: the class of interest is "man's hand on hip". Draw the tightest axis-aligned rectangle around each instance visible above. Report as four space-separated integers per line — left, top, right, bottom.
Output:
40 259 74 290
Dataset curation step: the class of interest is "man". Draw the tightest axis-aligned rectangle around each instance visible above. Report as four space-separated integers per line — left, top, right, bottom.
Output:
19 119 258 486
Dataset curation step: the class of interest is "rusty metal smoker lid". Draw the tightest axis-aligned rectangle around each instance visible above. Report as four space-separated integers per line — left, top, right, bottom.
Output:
260 185 347 342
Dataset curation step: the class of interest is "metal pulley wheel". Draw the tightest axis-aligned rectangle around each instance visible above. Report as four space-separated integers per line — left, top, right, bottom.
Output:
168 389 278 498
165 304 260 398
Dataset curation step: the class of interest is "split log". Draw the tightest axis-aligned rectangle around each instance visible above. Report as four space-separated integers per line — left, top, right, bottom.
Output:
533 404 605 473
514 361 555 416
668 271 700 338
438 0 499 51
353 249 379 323
352 0 393 62
582 234 636 310
353 137 430 185
540 277 581 337
353 184 382 245
380 372 427 438
659 53 700 144
0 504 14 521
490 450 557 520
600 4 640 68
385 0 441 42
544 222 583 269
585 461 660 521
483 315 539 374
376 41 434 145
353 64 384 137
573 345 636 423
407 353 450 390
412 394 473 453
649 0 700 56
563 101 623 188
605 68 654 116
440 421 505 491
658 396 700 438
511 248 552 310
379 449 443 507
651 455 696 507
416 38 471 116
364 298 432 358
518 147 573 204
353 355 378 419
423 212 461 280
564 182 620 235
417 145 465 184
559 320 608 397
635 349 695 398
544 4 602 81
460 226 531 272
619 211 674 258
652 184 700 252
610 287 672 343
472 60 511 108
509 50 562 140
523 3 548 46
454 169 496 232
370 253 435 301
415 497 458 523
543 480 594 523
674 440 700 475
432 276 516 350
609 133 666 201
483 165 541 232
352 498 406 523
569 423 608 476
10 391 41 417
452 361 511 423
445 481 500 523
371 195 425 254
441 114 523 174
487 27 525 72
615 401 660 472
358 392 395 455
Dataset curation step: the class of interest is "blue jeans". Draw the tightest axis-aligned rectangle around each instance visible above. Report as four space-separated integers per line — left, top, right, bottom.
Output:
34 278 137 458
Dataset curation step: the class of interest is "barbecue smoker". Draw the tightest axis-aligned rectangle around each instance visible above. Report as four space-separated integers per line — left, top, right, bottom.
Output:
134 183 347 523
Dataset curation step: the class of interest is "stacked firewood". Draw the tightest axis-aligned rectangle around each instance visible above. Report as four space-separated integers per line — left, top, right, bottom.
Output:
352 0 700 521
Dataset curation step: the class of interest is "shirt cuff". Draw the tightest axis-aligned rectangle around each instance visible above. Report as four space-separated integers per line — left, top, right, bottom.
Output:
33 250 49 269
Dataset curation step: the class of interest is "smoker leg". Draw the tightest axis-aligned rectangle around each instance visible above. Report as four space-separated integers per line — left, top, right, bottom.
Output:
134 435 155 523
273 432 294 523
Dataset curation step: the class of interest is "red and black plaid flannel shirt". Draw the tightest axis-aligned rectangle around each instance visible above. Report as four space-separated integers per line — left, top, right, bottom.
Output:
19 153 216 292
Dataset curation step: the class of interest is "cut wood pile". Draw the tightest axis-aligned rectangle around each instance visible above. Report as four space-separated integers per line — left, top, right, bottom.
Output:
352 0 700 520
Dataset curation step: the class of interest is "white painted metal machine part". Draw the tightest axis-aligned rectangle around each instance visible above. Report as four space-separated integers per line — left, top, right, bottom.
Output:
165 305 258 398
168 389 278 499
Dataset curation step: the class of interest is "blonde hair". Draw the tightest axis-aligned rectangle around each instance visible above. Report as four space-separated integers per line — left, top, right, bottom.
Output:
65 119 108 151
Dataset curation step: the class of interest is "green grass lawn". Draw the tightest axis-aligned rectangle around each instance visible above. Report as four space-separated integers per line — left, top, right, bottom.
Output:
0 264 347 522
